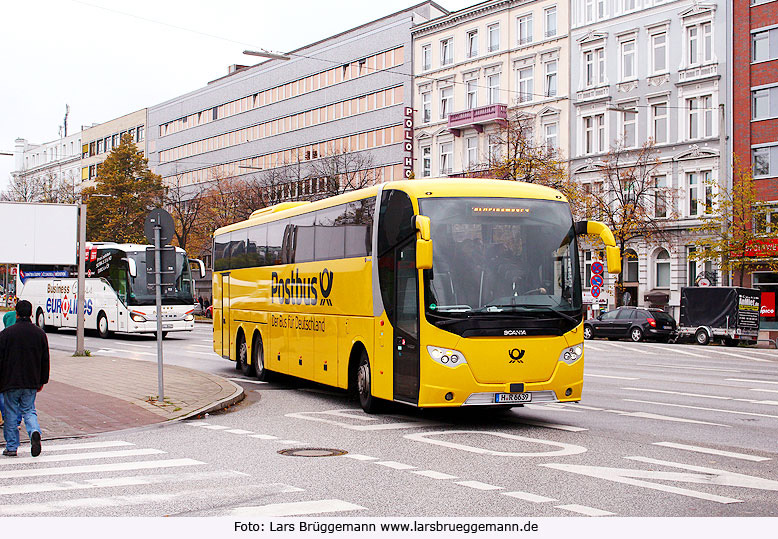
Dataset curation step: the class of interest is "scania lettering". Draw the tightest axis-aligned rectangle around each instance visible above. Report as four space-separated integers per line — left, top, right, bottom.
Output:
19 242 205 338
212 179 620 412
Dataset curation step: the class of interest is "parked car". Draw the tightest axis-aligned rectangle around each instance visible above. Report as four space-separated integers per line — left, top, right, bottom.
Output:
583 306 677 342
205 305 213 319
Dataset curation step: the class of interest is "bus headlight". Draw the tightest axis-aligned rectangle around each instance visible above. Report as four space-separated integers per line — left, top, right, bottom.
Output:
130 313 147 323
558 344 584 365
427 346 468 367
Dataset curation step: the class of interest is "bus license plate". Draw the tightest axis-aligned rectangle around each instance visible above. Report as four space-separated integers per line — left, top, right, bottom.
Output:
495 392 531 403
162 324 173 329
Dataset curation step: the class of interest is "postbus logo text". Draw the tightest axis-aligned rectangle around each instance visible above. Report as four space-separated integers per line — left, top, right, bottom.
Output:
271 268 335 306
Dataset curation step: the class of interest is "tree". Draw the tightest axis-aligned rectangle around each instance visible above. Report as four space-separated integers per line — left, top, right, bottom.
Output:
1 171 77 203
309 145 378 199
578 140 680 304
83 133 164 243
164 173 209 252
690 157 778 286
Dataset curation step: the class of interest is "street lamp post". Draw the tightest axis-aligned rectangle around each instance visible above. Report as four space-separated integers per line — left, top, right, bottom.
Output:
242 49 291 61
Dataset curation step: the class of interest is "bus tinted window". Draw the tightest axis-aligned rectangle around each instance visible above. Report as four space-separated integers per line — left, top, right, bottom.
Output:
247 225 267 267
214 233 230 270
292 213 316 264
228 231 247 268
267 220 287 266
315 206 346 261
344 199 375 258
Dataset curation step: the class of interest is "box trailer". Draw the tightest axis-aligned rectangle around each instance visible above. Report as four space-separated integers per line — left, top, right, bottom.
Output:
677 287 760 346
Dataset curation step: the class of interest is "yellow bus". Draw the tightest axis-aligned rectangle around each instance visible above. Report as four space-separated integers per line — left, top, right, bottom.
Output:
212 178 620 412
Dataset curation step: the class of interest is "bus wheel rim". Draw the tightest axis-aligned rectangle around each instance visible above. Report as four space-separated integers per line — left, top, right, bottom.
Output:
358 363 370 398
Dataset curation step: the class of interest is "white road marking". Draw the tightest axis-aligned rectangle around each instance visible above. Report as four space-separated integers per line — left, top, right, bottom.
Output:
583 343 606 351
374 461 417 470
188 352 221 358
510 419 588 432
626 457 778 491
556 504 614 516
229 499 365 517
585 374 640 380
727 378 778 385
39 441 135 452
0 470 248 496
228 378 268 385
604 408 729 427
412 470 458 480
737 349 778 358
637 363 741 373
640 344 707 357
455 480 503 491
624 399 778 420
623 387 778 406
502 491 557 503
190 344 215 349
225 429 254 435
542 462 741 504
287 409 441 431
197 425 230 430
524 403 583 413
0 458 203 479
750 388 778 394
404 431 587 457
0 493 179 515
652 442 771 462
570 404 604 411
712 350 754 359
0 448 164 466
342 454 378 461
249 434 278 440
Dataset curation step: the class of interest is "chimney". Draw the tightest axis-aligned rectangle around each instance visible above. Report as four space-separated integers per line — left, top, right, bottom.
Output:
228 64 248 75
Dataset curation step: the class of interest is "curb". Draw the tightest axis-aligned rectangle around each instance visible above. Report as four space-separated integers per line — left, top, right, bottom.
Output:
176 380 245 421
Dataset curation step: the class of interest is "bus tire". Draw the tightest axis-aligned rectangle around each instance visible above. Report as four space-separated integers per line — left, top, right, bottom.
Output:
252 333 270 381
695 328 710 346
97 312 111 339
357 352 383 414
36 309 47 331
237 333 255 377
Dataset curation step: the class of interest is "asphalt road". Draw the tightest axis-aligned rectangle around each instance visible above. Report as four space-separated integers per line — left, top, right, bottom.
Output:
10 328 778 519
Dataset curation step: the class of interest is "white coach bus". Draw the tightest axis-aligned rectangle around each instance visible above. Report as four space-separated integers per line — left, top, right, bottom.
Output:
18 242 205 338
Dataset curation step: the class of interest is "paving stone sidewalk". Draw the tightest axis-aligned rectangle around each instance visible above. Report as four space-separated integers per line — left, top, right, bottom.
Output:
2 350 243 444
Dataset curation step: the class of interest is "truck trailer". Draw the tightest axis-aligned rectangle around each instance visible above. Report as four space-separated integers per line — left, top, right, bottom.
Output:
677 287 760 346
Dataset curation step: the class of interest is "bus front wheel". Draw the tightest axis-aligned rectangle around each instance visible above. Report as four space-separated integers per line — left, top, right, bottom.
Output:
357 353 383 414
97 313 111 339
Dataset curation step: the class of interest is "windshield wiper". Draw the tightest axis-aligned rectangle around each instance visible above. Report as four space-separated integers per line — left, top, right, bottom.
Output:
476 304 580 324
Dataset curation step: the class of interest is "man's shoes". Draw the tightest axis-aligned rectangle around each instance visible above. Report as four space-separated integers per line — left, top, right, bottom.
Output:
2 449 17 457
31 431 41 457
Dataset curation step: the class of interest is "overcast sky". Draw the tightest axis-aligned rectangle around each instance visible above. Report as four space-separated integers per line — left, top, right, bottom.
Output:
0 0 469 190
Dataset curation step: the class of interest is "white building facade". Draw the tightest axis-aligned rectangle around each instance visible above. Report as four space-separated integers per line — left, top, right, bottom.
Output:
11 132 83 199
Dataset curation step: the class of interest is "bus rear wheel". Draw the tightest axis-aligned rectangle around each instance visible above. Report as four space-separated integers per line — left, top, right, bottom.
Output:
237 334 254 377
253 335 270 381
357 352 383 414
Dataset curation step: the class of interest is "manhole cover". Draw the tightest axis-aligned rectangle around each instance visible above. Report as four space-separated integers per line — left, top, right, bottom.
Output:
278 448 347 457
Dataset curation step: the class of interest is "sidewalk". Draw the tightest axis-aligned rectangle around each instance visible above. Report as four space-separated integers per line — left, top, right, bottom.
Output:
2 350 244 444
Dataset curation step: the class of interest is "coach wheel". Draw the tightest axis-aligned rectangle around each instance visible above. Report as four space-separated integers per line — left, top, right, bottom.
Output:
237 334 255 377
36 309 46 331
583 325 593 340
695 328 710 346
253 335 270 381
357 352 383 414
630 327 643 342
97 312 111 339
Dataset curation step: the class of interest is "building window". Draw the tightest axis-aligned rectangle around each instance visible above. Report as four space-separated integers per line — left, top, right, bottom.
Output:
488 23 500 52
687 22 713 65
624 249 639 283
597 0 606 19
465 136 478 168
621 40 636 81
623 0 636 12
467 30 478 58
422 92 431 123
421 45 431 71
441 39 453 66
544 121 558 150
584 116 594 154
652 32 667 73
688 172 700 216
596 114 606 153
753 86 778 120
518 14 533 45
466 80 478 109
652 102 668 144
488 134 501 162
545 6 557 38
655 250 670 288
687 95 713 139
440 87 453 119
487 73 501 104
621 104 637 148
703 171 714 214
584 48 605 87
585 0 594 23
137 126 144 142
439 142 453 174
654 175 667 218
422 146 431 177
96 139 104 154
544 60 557 97
518 67 533 103
753 145 778 177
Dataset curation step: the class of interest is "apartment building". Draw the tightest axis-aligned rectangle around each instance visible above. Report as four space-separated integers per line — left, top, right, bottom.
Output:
146 2 447 200
80 109 147 188
569 0 730 316
11 132 83 197
734 0 778 332
412 0 571 178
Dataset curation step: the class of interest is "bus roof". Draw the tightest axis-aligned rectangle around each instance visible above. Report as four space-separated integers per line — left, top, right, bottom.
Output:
214 178 568 236
88 242 186 254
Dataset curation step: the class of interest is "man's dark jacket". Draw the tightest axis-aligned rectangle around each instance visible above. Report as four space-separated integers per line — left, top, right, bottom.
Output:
0 318 50 393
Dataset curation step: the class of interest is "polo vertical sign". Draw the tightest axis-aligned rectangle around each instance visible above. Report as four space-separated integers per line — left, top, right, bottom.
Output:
404 106 414 178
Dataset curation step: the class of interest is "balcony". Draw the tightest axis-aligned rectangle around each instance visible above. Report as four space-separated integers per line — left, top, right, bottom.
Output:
448 104 508 136
678 63 718 84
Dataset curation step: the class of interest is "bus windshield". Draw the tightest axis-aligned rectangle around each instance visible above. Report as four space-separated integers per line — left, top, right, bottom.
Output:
418 197 582 318
125 250 195 306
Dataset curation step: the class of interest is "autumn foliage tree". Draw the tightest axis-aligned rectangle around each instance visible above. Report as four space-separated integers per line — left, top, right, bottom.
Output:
690 157 778 286
84 133 164 243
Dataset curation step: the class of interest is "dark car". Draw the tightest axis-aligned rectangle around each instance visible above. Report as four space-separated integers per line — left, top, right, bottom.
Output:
583 306 677 342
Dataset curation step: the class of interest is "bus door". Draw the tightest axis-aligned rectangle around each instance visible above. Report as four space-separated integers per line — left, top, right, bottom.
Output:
220 272 231 358
393 239 420 404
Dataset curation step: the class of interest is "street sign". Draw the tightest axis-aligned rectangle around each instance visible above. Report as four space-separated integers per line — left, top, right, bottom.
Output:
590 274 604 288
145 246 177 289
591 285 601 298
591 261 604 275
144 208 174 246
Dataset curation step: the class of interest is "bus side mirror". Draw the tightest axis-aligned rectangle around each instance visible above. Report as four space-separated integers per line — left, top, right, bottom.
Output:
123 258 137 278
575 220 622 274
414 215 433 270
190 258 206 279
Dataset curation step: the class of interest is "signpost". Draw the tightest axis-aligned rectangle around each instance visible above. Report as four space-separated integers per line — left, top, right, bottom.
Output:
144 208 175 402
590 261 604 299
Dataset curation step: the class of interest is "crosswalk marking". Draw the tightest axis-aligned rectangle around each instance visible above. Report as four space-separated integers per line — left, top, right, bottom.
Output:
225 429 254 435
556 504 614 516
624 399 778 420
727 378 778 385
0 458 204 479
374 461 416 470
455 480 503 491
637 363 741 373
412 470 458 480
623 386 778 407
41 441 135 452
585 374 640 380
0 448 164 466
229 499 366 517
653 442 770 462
342 454 378 461
502 491 557 503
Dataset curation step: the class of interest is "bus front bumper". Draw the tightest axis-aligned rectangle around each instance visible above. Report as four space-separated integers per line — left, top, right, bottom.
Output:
131 320 195 333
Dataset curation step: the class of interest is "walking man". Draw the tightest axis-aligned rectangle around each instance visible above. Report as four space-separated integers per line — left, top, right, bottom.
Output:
0 300 49 457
